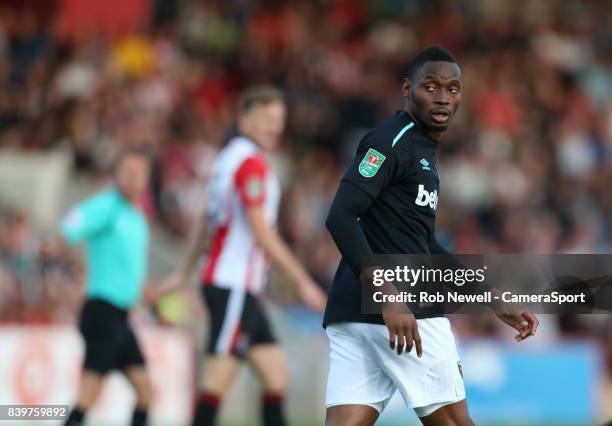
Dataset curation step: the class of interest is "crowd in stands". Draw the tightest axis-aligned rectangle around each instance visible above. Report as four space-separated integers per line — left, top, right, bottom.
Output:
0 0 611 364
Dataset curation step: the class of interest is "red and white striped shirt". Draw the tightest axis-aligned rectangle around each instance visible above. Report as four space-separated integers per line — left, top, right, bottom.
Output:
201 136 281 294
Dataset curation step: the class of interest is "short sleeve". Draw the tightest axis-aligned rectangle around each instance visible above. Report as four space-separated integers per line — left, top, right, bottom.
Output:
234 155 267 207
341 131 400 200
60 189 117 245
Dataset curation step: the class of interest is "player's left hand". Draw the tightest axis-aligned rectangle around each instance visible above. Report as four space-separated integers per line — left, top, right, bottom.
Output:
495 304 539 342
297 279 327 312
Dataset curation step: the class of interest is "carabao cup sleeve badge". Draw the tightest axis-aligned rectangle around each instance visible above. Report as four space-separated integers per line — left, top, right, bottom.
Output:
358 148 386 177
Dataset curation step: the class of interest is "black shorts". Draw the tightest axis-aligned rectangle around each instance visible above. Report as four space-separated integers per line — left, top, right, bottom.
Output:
202 286 277 359
78 299 145 374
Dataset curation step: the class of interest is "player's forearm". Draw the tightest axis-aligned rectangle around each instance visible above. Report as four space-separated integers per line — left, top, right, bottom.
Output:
254 229 310 285
245 205 310 285
361 265 412 313
325 180 375 275
177 219 208 281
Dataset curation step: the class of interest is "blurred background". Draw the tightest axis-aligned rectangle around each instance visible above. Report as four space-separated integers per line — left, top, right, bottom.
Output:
0 0 611 424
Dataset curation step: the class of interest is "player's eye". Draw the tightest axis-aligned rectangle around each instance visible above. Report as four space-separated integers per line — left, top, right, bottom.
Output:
449 87 460 94
424 85 435 92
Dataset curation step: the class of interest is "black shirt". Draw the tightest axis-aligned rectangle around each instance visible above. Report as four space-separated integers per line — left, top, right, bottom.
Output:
323 110 444 326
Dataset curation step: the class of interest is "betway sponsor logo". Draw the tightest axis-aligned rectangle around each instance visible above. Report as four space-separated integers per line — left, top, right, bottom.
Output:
415 184 438 210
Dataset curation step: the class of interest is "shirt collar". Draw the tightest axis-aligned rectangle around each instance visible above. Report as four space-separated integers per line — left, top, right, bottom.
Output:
399 110 439 146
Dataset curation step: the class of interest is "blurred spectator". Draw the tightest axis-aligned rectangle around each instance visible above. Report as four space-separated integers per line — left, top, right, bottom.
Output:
0 209 81 323
0 0 610 357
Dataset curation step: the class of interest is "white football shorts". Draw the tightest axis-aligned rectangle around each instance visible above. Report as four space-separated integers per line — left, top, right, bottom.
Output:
325 317 466 418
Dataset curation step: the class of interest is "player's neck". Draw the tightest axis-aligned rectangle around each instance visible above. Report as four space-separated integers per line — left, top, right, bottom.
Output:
239 128 268 151
428 130 442 140
116 187 140 207
403 109 442 141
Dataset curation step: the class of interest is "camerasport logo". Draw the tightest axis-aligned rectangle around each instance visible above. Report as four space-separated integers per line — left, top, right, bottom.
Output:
359 148 386 177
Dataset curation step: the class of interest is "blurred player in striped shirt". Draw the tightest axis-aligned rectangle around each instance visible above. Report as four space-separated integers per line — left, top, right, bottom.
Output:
157 86 326 426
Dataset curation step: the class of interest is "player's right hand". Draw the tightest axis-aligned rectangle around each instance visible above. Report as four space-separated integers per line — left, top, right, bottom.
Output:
382 303 423 357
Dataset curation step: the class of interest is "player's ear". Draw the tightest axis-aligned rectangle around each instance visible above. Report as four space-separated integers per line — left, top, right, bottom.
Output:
402 78 412 98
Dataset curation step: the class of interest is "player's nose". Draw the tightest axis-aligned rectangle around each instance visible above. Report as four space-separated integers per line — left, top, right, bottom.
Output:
433 93 451 105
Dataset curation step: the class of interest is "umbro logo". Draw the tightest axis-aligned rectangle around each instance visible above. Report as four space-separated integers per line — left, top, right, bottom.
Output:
420 158 431 171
